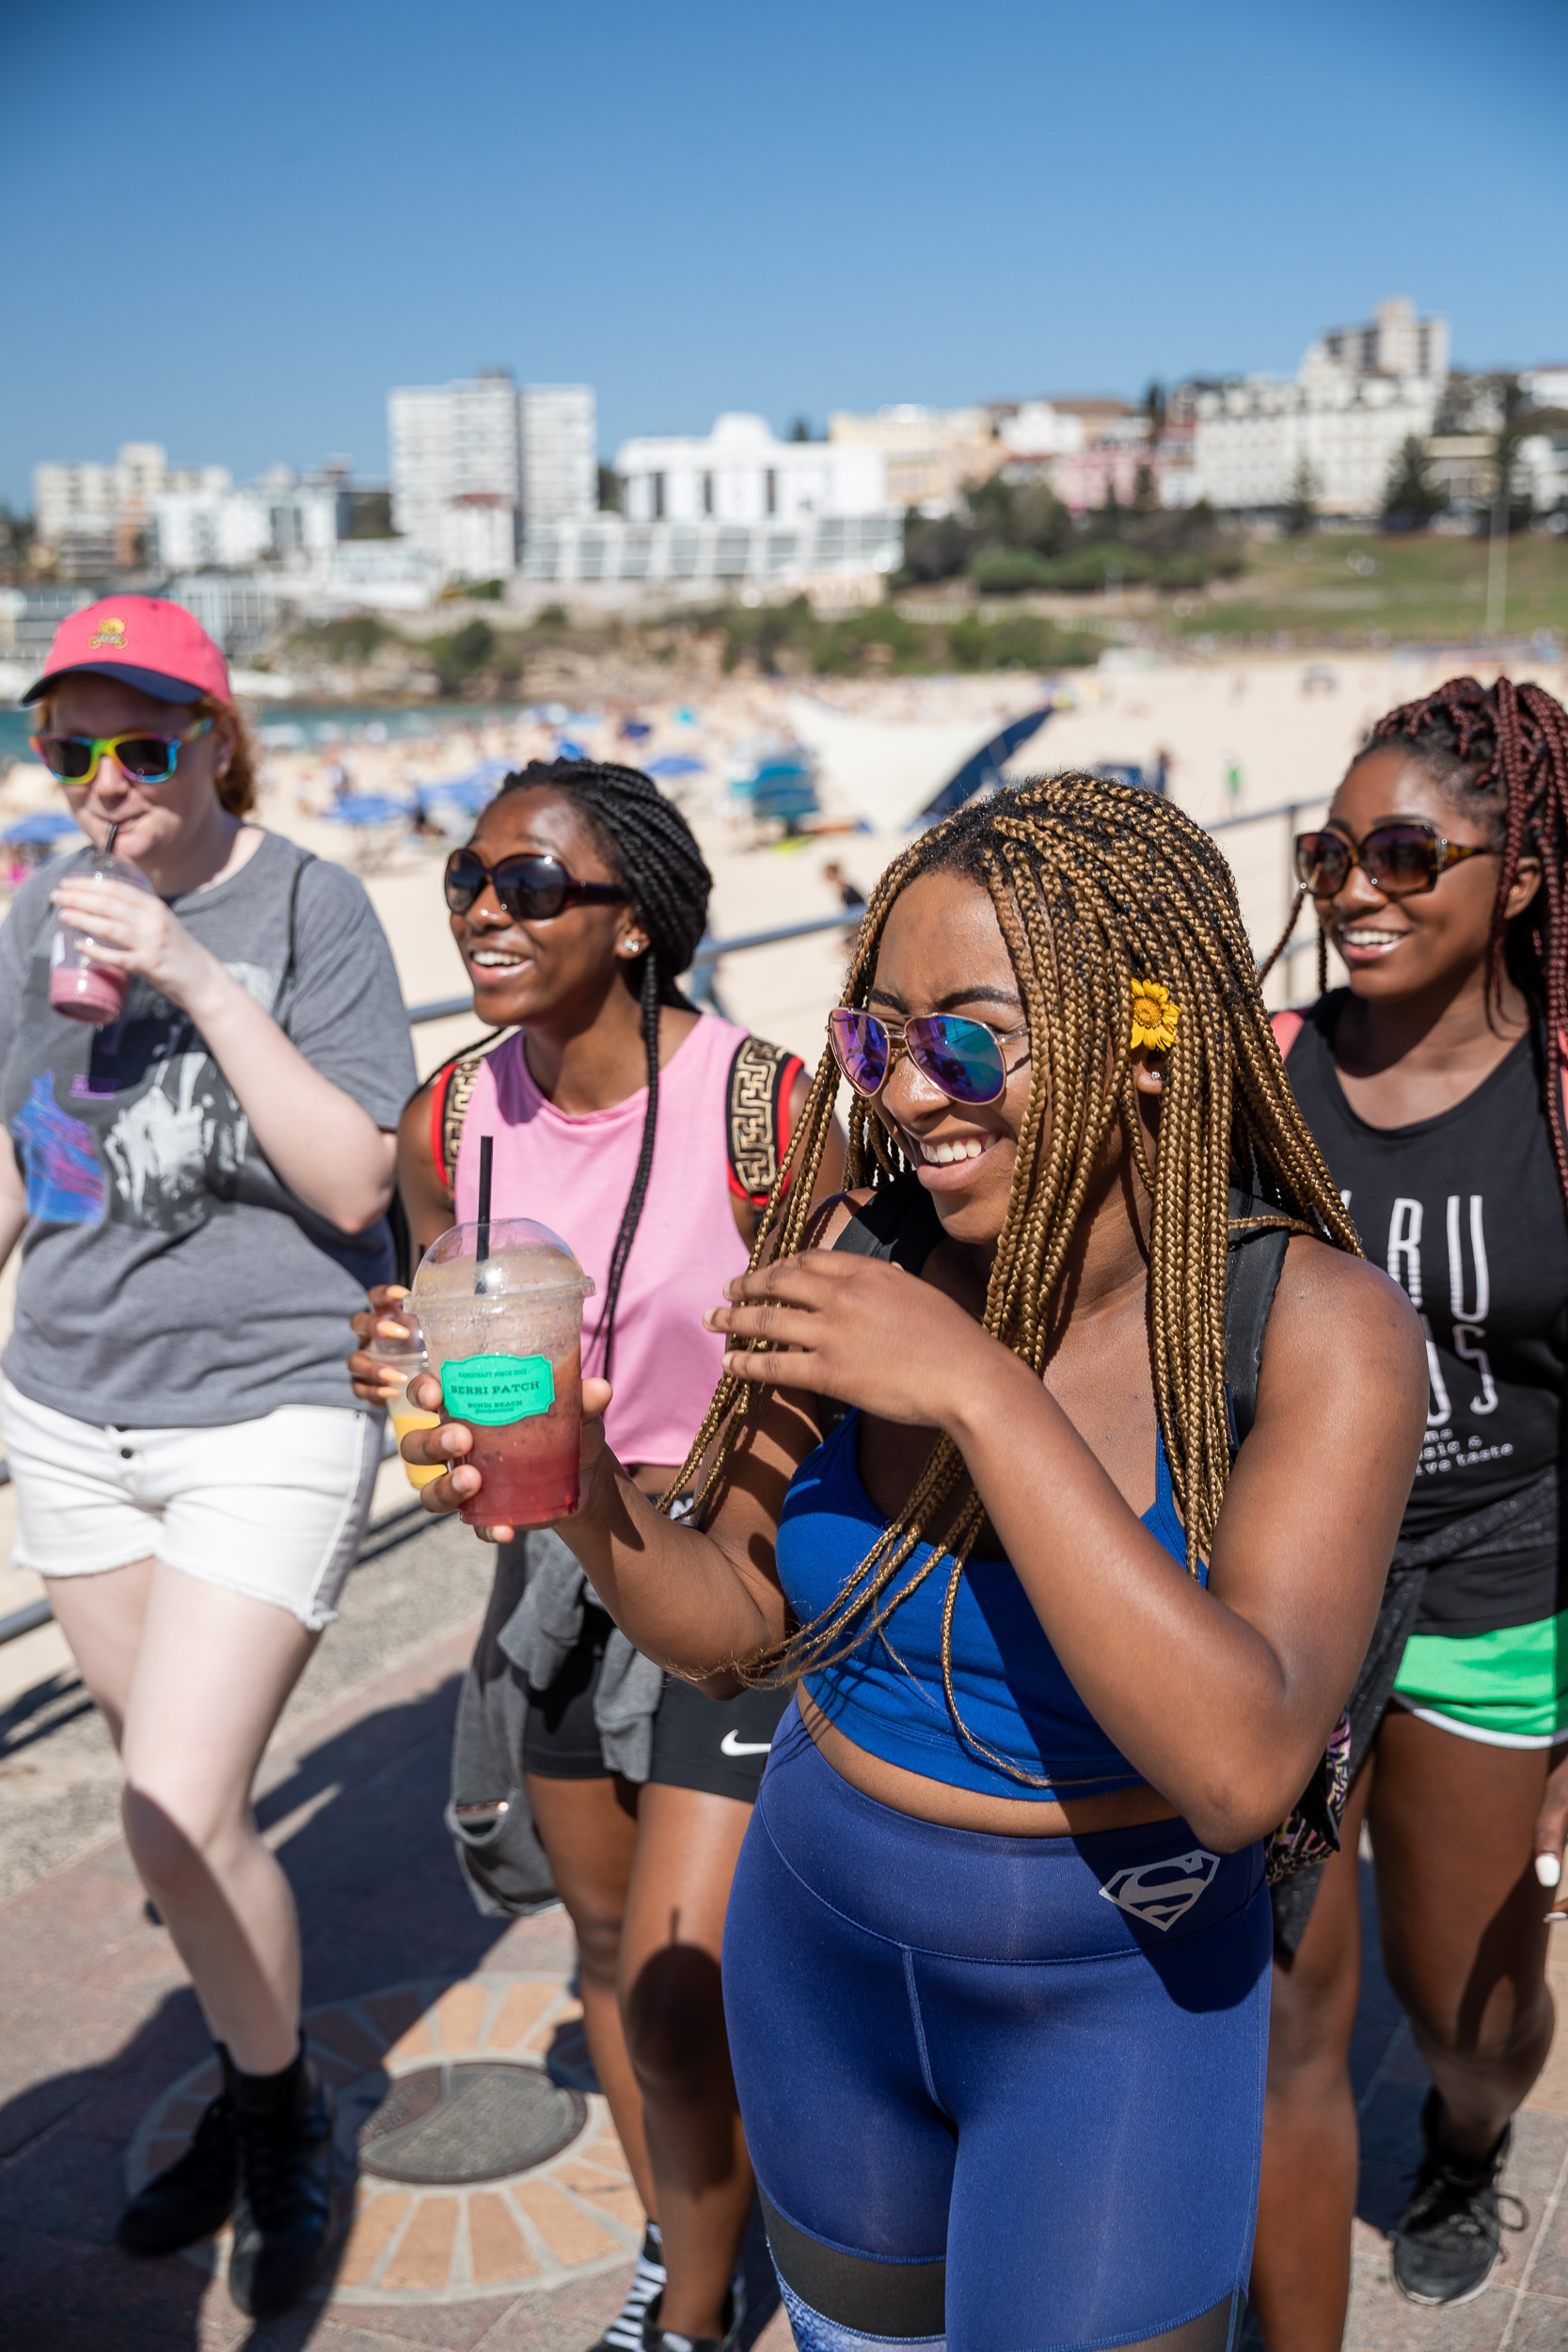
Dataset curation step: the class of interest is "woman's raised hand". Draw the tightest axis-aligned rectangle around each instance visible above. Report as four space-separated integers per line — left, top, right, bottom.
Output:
401 1375 616 1545
347 1284 416 1406
705 1253 993 1434
51 877 228 1016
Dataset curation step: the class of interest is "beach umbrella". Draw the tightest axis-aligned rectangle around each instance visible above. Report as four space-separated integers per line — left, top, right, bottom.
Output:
619 718 652 740
325 795 410 827
3 811 82 846
646 754 706 779
419 779 498 819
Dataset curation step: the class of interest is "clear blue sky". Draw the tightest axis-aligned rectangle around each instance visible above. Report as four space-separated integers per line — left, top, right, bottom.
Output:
4 0 1565 509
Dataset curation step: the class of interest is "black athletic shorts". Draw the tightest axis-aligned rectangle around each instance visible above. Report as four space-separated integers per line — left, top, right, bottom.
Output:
522 1605 792 1802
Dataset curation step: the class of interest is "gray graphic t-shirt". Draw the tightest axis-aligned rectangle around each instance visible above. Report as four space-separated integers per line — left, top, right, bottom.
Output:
0 830 418 1427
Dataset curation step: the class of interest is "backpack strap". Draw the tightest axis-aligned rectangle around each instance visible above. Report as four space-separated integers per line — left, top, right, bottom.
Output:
426 1035 505 1196
1270 1007 1306 1061
832 1168 943 1274
1224 1186 1293 1452
724 1036 805 1210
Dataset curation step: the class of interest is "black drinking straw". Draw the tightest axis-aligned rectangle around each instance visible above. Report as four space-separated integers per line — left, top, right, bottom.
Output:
104 821 119 855
475 1136 494 1284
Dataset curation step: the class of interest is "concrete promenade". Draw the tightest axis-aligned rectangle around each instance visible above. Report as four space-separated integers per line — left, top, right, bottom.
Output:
1 1491 1565 2348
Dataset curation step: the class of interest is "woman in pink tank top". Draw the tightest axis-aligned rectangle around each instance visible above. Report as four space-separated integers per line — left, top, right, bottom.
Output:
351 757 843 2352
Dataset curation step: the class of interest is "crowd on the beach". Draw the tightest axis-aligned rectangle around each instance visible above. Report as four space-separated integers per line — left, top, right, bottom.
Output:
4 590 1568 2352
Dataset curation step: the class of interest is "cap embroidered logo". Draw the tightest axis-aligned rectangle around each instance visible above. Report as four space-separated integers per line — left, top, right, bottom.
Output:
1098 1849 1222 1931
89 618 128 648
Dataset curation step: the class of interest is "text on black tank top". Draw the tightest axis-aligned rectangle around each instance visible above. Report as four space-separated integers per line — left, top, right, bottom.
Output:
1285 994 1568 1636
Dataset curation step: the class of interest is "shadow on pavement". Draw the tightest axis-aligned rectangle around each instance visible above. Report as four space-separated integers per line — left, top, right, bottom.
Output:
0 1667 544 2348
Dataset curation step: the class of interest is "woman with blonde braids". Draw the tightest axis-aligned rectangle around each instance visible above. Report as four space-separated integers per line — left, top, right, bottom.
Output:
407 776 1426 2351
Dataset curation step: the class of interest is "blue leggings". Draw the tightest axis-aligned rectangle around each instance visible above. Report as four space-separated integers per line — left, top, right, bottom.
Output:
723 1708 1270 2351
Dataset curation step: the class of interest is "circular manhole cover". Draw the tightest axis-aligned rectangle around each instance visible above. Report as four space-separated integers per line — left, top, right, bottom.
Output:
359 2061 587 2185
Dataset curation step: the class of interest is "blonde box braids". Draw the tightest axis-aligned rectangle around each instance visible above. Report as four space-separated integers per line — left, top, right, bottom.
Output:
664 774 1359 1786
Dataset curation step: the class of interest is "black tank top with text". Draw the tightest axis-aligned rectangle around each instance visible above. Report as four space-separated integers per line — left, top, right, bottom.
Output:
1286 993 1568 1637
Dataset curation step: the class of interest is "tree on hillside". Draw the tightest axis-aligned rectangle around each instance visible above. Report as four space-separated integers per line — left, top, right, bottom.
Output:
1381 437 1447 532
1491 378 1536 533
1282 458 1320 536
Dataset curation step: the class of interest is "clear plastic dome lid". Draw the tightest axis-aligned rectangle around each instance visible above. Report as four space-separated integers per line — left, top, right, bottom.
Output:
411 1218 595 1304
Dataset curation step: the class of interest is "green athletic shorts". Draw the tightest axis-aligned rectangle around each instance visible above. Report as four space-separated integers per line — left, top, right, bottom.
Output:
1394 1611 1568 1748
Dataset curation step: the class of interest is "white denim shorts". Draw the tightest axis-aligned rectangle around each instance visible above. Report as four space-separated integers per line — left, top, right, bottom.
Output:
0 1376 382 1630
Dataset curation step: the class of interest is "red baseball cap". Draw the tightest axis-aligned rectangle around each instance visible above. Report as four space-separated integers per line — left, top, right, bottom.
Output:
23 595 232 707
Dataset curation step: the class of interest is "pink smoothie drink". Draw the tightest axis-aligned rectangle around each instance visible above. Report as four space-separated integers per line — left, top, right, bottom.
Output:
412 1216 595 1533
47 850 151 1025
450 1350 583 1526
49 953 128 1023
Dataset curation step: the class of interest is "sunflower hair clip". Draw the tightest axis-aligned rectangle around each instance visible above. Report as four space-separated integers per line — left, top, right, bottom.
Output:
1130 977 1180 1053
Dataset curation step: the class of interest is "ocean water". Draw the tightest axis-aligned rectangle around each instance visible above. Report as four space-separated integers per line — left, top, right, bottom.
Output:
0 699 535 770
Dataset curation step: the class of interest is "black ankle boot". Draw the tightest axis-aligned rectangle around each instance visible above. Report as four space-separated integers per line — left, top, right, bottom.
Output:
226 2041 339 2318
119 2044 240 2256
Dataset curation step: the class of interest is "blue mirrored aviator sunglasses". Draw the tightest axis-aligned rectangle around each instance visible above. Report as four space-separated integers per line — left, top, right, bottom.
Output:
827 1007 1029 1107
30 717 212 787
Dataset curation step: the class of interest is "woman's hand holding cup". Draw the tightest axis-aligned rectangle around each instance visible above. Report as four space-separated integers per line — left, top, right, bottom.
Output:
402 1374 615 1544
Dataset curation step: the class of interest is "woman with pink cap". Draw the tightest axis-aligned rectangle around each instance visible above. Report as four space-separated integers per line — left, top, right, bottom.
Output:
0 596 417 2316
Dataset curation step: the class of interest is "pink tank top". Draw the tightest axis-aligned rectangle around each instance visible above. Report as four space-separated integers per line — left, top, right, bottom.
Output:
453 1015 752 1470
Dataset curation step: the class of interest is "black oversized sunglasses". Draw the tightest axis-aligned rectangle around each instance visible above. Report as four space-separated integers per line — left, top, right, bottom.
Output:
443 848 629 921
1293 819 1494 901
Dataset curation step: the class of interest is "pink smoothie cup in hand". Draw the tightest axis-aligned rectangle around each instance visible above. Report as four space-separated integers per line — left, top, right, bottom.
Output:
412 1217 595 1528
49 848 153 1025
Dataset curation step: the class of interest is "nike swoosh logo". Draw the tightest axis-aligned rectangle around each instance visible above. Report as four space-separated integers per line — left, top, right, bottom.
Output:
720 1730 773 1757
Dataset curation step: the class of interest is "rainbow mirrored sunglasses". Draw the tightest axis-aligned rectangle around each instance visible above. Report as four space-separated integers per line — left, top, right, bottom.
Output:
30 717 213 787
828 1008 1029 1105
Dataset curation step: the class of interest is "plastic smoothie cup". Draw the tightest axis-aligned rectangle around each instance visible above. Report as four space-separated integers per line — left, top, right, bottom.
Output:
412 1218 595 1528
366 1298 443 1491
48 846 153 1024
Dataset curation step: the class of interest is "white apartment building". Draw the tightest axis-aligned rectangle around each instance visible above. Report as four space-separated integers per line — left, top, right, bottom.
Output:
520 386 597 528
997 403 1087 464
388 371 523 569
518 509 902 591
388 373 597 577
33 443 231 577
150 469 341 574
1191 297 1448 517
618 412 889 529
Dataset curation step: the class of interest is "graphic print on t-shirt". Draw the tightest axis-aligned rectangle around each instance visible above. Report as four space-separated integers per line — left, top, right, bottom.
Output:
1370 1189 1510 1483
13 965 268 1236
1283 997 1568 1633
12 1074 105 1225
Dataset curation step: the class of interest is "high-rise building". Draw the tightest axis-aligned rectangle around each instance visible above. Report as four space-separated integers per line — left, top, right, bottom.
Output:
388 371 524 570
32 444 232 578
520 385 597 528
387 373 597 578
1320 297 1449 387
1186 296 1449 517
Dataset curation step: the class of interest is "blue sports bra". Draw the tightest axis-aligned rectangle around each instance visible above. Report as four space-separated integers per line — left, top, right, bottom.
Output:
774 1407 1200 1802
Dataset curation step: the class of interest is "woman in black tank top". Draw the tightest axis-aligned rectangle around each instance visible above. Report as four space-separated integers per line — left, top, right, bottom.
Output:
1251 677 1568 2339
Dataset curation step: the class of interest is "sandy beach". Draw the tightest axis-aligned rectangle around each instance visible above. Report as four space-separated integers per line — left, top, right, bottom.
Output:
5 645 1565 1074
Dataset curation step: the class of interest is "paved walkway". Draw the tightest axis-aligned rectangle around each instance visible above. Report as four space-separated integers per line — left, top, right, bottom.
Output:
0 1499 1563 2348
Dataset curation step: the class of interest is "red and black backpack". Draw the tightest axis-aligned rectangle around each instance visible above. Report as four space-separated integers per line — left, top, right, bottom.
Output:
421 1027 804 1218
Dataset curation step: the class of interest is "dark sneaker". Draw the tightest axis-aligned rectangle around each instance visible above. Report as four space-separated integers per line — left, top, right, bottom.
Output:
643 2275 745 2352
226 2059 339 2317
118 2083 238 2255
588 2223 665 2351
1392 2090 1519 2306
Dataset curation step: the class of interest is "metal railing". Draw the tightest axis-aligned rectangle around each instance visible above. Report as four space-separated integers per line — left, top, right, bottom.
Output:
0 801 1317 1650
